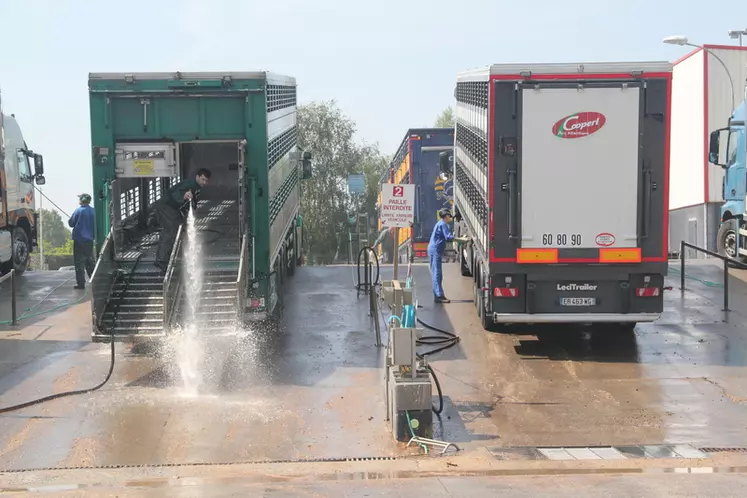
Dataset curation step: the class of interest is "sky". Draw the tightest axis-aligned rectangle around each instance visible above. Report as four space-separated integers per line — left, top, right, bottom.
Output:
1 0 744 218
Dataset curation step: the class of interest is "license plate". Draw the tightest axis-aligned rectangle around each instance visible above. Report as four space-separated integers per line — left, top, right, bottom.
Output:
133 159 155 175
560 297 596 306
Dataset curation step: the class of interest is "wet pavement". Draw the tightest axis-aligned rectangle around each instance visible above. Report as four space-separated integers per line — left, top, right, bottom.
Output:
5 470 747 496
2 259 747 479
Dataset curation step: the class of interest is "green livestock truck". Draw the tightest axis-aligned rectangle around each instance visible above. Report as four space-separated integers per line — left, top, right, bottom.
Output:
87 71 312 342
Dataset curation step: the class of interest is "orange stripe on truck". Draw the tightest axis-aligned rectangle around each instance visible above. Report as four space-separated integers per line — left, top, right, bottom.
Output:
598 248 641 263
516 248 558 263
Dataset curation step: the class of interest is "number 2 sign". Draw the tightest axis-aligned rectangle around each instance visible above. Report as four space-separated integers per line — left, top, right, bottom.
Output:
380 184 415 228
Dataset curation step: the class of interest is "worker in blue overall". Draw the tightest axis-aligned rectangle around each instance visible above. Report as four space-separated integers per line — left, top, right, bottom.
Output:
68 193 96 290
427 208 468 303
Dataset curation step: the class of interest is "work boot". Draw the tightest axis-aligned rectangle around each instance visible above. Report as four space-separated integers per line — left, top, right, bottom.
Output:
74 285 85 290
434 296 450 303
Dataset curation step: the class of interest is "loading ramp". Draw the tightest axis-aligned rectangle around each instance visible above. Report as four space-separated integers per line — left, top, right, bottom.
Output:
91 198 245 342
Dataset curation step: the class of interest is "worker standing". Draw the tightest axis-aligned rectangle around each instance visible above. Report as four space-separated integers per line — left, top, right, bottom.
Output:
68 193 95 290
427 208 468 303
153 168 211 272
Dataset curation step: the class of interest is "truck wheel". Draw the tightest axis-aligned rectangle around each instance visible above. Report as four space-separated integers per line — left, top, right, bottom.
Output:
5 228 30 276
477 288 495 331
460 246 472 277
475 272 495 331
287 235 296 277
717 219 747 264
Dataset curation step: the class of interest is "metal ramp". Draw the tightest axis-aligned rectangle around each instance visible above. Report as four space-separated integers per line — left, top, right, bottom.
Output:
90 198 245 342
100 268 165 338
173 267 240 335
171 198 243 335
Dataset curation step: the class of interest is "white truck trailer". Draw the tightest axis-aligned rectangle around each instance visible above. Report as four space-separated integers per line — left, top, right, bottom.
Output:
448 62 673 330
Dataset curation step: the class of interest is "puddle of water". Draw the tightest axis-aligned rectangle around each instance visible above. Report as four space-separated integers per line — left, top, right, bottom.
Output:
5 465 747 493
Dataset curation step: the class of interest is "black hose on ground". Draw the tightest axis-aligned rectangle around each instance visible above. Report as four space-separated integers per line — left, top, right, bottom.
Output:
416 317 460 357
0 253 146 414
426 365 444 414
0 202 225 413
414 317 459 414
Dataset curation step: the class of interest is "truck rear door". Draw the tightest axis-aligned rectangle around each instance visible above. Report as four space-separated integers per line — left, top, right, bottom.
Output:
520 83 640 252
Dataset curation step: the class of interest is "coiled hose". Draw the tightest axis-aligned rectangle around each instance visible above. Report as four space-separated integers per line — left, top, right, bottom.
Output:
356 246 380 293
400 284 459 415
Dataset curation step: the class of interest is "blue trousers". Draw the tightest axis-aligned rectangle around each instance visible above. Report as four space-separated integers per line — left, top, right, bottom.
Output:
428 249 444 297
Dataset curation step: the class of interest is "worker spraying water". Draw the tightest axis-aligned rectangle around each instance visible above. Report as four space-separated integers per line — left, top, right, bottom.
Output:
152 168 212 274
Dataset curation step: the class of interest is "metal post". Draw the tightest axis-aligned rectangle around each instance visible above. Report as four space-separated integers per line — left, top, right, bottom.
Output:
393 227 400 281
723 258 730 312
371 284 382 347
10 269 17 325
680 240 686 291
364 248 370 294
39 193 44 270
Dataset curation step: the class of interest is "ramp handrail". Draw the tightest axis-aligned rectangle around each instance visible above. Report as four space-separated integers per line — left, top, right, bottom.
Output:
162 225 184 330
680 240 747 312
236 233 248 323
89 230 116 333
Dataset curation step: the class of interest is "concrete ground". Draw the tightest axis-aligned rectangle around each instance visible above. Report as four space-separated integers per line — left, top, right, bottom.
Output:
2 259 747 494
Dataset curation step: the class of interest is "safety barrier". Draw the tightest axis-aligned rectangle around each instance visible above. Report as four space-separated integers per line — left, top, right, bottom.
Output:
162 225 184 330
0 269 17 325
89 231 116 333
680 240 747 312
236 233 248 323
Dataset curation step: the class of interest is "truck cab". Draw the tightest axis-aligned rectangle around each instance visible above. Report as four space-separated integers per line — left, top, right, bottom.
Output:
0 92 46 275
711 100 746 260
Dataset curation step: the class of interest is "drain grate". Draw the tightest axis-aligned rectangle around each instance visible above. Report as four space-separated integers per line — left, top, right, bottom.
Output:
0 456 402 474
700 447 747 454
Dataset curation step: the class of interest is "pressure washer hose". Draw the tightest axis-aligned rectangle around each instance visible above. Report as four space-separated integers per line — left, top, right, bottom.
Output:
397 263 459 415
0 231 155 413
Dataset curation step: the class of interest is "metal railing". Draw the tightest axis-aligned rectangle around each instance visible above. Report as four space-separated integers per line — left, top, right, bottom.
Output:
162 225 184 330
236 233 248 323
0 269 17 325
680 240 747 312
89 231 116 333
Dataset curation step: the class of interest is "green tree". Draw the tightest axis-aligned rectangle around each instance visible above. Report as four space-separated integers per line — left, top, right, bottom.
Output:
297 101 388 264
44 238 74 255
435 106 455 128
38 208 71 249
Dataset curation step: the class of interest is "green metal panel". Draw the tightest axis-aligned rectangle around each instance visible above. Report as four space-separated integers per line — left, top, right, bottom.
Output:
88 75 269 257
88 72 299 312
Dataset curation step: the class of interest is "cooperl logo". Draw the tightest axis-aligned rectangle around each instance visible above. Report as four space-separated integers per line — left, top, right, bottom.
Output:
552 112 606 139
557 283 598 291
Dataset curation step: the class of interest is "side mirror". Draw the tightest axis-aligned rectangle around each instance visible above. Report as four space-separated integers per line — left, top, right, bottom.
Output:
33 153 44 176
302 158 312 179
35 175 46 186
439 151 452 176
708 128 729 168
301 150 313 179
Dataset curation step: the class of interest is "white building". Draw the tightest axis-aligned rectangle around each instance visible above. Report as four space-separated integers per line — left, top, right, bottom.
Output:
669 44 747 256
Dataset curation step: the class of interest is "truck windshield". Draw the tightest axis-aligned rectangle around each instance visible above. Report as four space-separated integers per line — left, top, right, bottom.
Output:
727 129 740 166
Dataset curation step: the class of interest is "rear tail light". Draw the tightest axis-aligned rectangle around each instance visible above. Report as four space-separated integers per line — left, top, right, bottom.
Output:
635 287 660 297
494 287 519 297
249 298 265 308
